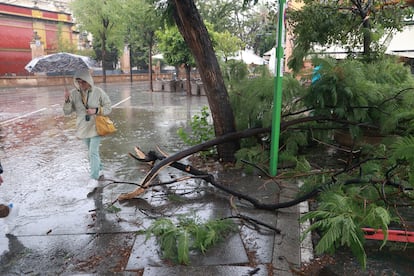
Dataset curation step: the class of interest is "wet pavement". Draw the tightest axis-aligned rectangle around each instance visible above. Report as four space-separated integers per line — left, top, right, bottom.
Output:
0 82 305 275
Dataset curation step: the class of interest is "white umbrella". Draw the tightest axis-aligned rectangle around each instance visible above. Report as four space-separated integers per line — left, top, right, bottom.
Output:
25 52 97 74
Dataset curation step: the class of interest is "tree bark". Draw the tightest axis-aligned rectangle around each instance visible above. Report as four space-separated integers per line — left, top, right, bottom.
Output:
170 0 240 162
185 64 191 96
101 36 107 83
351 0 372 57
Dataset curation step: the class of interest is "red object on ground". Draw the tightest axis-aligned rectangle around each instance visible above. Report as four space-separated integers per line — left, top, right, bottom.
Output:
362 228 414 243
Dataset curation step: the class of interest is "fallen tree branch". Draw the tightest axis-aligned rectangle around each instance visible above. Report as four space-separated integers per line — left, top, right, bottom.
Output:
118 115 411 203
226 214 281 234
123 149 412 211
123 150 316 209
118 127 271 200
128 113 405 199
118 117 342 201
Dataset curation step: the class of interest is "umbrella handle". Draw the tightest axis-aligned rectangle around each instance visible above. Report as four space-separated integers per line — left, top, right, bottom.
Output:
63 72 70 90
63 74 70 98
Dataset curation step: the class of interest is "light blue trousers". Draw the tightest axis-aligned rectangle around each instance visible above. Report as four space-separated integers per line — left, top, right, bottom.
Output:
84 136 102 180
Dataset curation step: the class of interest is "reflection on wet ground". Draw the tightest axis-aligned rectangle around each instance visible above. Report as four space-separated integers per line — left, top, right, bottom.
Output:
1 83 211 222
2 82 246 273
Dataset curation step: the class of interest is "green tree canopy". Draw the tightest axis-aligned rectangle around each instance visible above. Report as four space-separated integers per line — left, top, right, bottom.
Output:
211 29 245 61
156 24 196 94
156 24 195 68
71 0 125 81
196 0 275 54
287 0 413 72
123 0 163 90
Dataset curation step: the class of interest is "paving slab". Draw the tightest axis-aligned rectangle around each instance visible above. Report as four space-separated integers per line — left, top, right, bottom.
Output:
126 225 248 270
238 208 278 264
143 264 269 276
0 232 138 275
272 182 309 276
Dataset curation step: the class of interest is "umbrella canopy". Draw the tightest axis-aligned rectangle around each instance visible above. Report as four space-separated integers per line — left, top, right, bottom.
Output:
25 52 97 74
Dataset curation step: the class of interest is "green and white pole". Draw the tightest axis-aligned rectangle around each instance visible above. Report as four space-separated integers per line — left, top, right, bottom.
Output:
269 0 286 176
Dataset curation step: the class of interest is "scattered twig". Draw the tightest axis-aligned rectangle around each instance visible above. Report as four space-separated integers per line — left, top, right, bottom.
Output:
226 214 281 234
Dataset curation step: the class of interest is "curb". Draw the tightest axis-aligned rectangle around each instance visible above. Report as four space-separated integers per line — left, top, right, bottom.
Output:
272 182 314 275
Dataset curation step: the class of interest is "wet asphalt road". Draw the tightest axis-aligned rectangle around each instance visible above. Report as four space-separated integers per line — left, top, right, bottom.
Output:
0 81 210 189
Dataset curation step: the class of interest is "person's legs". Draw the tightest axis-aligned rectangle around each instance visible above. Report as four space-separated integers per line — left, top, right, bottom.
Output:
84 136 102 180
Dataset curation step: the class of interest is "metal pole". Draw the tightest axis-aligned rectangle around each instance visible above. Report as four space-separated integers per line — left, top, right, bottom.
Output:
269 0 286 176
129 45 133 83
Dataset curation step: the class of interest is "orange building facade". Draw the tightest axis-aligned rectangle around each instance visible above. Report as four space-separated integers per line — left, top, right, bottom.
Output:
0 2 75 76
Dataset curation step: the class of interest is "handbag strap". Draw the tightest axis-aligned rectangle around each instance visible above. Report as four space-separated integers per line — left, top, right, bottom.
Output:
81 90 90 109
98 96 102 115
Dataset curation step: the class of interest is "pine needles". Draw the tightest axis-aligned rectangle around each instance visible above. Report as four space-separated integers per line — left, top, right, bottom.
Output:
145 215 237 265
301 187 391 269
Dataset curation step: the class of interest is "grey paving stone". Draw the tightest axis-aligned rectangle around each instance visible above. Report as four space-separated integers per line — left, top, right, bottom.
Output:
126 232 248 270
143 264 268 276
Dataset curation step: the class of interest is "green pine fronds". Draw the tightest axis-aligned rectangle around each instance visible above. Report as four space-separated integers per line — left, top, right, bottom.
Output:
146 216 236 265
145 218 178 261
284 131 309 155
301 189 391 269
362 205 390 249
177 106 216 158
391 136 414 165
388 136 414 187
177 229 190 264
381 110 414 134
348 225 367 269
161 228 179 261
193 223 218 253
145 218 175 237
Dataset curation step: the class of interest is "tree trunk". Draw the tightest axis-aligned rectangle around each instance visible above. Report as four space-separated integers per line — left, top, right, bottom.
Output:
353 0 372 57
170 0 240 162
149 41 154 92
185 64 191 96
362 16 371 57
101 36 107 83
